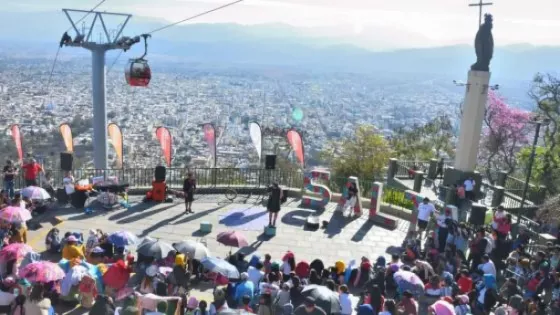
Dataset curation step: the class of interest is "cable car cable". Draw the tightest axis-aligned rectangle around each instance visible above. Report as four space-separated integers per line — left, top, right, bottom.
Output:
144 0 244 35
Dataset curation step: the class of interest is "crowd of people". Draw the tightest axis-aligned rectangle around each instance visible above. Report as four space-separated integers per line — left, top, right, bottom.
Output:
0 157 558 314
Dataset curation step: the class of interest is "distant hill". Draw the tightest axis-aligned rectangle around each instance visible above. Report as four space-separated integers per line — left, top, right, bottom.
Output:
0 10 559 81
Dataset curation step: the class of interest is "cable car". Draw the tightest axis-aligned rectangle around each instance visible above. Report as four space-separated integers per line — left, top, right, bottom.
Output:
125 34 152 87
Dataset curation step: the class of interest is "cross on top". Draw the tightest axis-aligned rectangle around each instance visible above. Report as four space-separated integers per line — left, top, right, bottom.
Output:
469 0 493 26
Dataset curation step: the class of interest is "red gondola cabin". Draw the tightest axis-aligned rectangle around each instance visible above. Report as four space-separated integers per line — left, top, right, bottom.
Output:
125 59 151 87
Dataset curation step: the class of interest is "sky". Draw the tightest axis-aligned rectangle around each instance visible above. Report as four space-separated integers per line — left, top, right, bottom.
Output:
5 0 560 48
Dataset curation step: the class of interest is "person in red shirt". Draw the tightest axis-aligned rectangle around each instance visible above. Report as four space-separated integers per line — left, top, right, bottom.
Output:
21 158 43 186
457 269 473 294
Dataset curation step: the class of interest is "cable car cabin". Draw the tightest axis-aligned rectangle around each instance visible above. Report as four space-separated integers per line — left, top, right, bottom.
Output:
125 59 151 87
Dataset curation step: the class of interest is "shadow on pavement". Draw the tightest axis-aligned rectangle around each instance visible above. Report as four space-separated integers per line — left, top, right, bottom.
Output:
350 220 374 242
324 211 357 238
139 212 187 237
107 201 158 221
172 204 228 225
280 209 316 227
116 204 177 224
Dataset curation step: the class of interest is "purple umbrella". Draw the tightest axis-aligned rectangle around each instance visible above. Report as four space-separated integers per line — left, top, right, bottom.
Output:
216 231 248 248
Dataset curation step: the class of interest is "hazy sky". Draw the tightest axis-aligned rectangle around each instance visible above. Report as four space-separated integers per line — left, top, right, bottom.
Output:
6 0 560 47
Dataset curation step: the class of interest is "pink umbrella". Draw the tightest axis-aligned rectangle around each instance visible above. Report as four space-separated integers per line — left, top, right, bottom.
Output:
0 243 32 262
216 231 248 248
0 207 32 223
19 261 65 283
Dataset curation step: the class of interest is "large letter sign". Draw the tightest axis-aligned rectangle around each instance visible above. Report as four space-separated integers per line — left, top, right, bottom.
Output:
302 170 332 210
369 182 398 230
336 176 363 216
404 190 424 232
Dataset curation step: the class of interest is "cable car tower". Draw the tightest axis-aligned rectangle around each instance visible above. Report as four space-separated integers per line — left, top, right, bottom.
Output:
60 9 143 169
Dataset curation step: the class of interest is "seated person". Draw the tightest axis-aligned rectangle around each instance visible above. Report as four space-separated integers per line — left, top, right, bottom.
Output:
45 228 61 253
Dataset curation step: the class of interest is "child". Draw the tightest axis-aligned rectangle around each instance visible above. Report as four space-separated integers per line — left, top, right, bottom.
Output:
491 206 507 230
240 295 253 313
339 285 352 315
186 297 199 315
85 229 99 256
457 270 472 295
263 254 272 274
196 300 209 315
45 228 61 253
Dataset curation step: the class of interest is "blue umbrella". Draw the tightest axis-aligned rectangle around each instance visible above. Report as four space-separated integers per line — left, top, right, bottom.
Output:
201 257 240 279
108 231 138 247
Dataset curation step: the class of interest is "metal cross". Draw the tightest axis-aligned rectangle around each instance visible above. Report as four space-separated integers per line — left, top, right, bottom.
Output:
469 0 493 26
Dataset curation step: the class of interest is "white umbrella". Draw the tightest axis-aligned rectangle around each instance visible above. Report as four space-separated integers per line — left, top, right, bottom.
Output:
173 240 210 260
21 186 51 200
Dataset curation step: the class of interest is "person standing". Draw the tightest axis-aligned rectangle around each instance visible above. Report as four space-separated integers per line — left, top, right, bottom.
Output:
417 197 436 235
3 160 17 199
435 158 444 179
267 182 282 227
463 177 475 201
183 172 196 214
21 158 43 187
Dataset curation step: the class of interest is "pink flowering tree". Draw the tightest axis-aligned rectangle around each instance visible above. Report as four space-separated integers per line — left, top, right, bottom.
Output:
479 91 531 182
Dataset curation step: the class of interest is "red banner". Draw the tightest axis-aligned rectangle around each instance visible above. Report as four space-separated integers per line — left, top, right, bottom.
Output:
10 125 23 162
59 123 73 152
203 123 217 167
155 127 172 167
286 129 304 168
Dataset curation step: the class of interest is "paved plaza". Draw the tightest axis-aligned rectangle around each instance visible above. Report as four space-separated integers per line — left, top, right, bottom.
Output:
26 194 410 314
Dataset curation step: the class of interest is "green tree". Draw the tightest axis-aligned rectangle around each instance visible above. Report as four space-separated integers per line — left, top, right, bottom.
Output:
390 114 454 160
529 73 560 193
320 125 392 180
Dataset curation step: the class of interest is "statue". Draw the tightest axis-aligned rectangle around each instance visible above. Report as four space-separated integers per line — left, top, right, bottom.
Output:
471 14 494 72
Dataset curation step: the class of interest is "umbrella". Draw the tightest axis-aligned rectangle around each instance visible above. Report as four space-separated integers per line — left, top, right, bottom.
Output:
19 261 65 283
0 206 32 223
301 285 341 314
216 231 249 248
136 239 174 260
19 252 41 269
0 243 32 262
173 240 210 260
21 186 51 200
201 257 240 279
108 231 138 247
393 270 425 297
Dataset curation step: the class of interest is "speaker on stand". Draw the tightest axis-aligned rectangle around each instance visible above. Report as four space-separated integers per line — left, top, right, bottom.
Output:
60 152 73 171
264 155 276 187
154 166 166 182
469 203 487 227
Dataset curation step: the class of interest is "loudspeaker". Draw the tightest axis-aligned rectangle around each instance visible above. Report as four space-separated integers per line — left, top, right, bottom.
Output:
154 166 166 182
469 203 487 226
60 152 73 171
265 155 276 170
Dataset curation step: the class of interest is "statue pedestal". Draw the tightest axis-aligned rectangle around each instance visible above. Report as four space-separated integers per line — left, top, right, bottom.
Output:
454 70 491 172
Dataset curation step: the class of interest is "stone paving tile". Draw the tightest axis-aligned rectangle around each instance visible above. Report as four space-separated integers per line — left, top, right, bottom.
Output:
28 195 409 266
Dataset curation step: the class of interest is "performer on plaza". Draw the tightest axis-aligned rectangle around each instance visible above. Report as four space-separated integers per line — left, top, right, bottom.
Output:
183 172 196 214
267 182 282 227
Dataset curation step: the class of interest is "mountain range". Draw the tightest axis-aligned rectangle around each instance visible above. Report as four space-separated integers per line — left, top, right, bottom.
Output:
0 10 559 81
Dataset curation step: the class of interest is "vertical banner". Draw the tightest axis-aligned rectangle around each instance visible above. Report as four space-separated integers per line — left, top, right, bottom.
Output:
155 127 172 167
203 123 217 167
59 123 74 152
249 122 262 163
286 129 305 168
10 125 23 163
108 123 124 168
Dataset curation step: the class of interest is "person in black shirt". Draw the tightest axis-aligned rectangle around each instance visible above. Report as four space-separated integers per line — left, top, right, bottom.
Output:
3 160 17 199
183 172 196 214
267 182 282 227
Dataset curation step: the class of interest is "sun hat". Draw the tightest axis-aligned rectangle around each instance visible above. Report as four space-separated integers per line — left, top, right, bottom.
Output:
187 297 199 309
146 265 158 277
67 235 78 242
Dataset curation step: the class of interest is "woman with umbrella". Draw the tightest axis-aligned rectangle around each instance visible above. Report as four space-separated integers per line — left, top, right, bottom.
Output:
23 284 53 315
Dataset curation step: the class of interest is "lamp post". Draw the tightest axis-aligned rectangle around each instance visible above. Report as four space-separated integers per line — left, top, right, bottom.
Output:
516 119 549 227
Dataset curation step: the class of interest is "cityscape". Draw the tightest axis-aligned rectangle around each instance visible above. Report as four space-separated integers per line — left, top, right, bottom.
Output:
0 52 532 170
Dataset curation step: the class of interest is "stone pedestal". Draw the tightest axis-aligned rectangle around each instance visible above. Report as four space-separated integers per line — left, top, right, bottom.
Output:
454 70 491 172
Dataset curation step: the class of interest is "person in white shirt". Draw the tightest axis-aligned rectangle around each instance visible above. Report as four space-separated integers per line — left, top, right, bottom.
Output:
247 263 265 288
417 197 436 233
145 301 168 315
63 171 75 196
464 177 475 200
478 254 497 277
338 285 352 315
436 209 453 252
0 290 15 307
